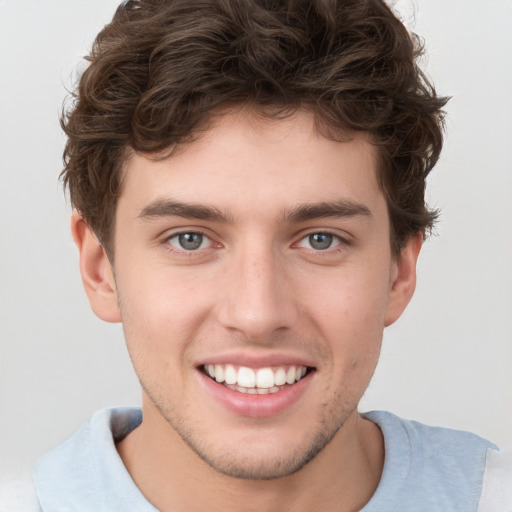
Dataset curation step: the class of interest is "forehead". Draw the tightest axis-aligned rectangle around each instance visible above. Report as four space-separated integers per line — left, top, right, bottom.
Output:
119 109 384 221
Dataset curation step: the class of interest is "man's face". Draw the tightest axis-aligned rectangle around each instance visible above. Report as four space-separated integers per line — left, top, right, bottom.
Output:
98 110 415 479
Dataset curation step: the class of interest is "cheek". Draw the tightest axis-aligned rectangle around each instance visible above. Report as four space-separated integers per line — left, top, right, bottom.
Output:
114 264 211 376
306 267 389 366
311 268 391 329
118 260 208 326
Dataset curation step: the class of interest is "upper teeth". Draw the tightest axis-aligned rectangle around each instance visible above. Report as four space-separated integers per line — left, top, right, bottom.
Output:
205 364 307 389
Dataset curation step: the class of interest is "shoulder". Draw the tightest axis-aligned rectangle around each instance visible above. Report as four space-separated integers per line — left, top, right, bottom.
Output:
477 447 512 512
34 407 142 474
361 411 503 511
0 476 42 512
33 407 147 511
364 410 497 456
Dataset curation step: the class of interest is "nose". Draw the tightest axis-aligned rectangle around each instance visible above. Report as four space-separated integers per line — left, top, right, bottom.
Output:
216 245 299 342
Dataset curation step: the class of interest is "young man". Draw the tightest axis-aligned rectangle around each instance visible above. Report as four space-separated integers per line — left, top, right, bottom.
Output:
30 0 510 510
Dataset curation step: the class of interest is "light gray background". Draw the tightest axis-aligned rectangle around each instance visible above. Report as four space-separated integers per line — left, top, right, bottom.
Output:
1 0 511 483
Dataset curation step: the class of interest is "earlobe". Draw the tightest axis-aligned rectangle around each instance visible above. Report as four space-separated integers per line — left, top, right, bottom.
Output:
71 212 122 323
384 233 423 327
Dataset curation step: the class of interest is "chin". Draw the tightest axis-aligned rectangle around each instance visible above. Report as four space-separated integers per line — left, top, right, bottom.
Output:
174 414 348 481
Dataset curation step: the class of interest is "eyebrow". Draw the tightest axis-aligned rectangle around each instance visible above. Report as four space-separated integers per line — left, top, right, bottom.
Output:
137 198 372 224
138 200 230 222
285 200 372 223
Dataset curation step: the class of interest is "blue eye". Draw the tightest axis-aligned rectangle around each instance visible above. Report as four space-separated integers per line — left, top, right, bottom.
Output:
297 232 342 251
168 232 209 251
308 233 333 250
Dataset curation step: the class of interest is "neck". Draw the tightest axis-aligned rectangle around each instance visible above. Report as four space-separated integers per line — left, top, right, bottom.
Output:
117 404 384 512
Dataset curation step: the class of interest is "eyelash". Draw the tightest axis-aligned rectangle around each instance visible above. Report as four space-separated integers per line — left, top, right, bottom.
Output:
163 230 218 257
293 231 351 257
296 232 343 248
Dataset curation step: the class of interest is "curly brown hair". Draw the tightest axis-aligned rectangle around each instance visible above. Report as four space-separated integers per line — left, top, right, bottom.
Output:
61 0 447 257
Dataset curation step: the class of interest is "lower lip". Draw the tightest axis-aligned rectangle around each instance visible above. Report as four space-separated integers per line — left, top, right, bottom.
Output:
197 370 313 418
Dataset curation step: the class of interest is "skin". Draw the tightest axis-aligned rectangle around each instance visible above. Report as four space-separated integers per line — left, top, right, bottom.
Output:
72 109 421 512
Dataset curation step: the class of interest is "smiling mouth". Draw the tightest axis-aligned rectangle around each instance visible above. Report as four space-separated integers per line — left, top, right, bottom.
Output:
201 364 313 394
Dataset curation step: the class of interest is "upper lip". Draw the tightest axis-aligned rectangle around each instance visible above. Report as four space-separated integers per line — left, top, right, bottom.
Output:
196 351 316 369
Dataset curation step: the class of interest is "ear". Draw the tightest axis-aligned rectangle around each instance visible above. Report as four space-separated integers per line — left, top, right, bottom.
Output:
384 233 423 327
71 212 122 323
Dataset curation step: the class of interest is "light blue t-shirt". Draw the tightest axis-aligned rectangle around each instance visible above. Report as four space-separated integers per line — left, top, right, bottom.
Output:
362 411 495 511
31 407 497 511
